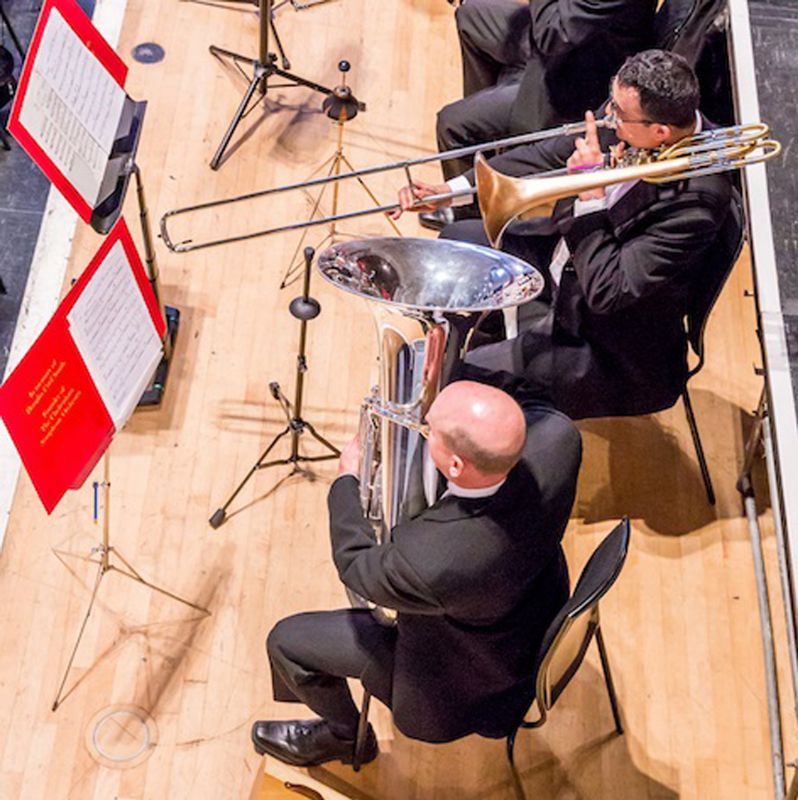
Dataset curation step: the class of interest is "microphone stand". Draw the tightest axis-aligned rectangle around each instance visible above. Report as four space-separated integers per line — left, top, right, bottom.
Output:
209 246 339 528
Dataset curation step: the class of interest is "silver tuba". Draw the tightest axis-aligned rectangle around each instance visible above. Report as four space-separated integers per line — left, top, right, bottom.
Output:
318 237 544 624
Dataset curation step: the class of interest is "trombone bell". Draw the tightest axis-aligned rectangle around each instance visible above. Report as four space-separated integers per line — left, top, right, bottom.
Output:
476 123 781 249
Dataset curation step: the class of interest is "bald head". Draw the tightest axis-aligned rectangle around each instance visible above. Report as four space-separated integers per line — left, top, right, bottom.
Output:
426 381 526 486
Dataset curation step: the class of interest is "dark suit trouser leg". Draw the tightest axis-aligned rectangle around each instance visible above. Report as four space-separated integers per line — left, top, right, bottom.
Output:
267 609 397 740
437 82 520 181
442 220 556 406
456 0 531 96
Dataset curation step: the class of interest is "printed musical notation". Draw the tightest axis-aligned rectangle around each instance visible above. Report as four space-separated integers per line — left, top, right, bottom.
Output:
67 239 162 430
17 7 125 206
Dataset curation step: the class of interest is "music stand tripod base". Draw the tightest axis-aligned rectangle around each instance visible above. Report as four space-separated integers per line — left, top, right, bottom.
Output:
207 0 364 170
139 305 180 407
209 246 339 529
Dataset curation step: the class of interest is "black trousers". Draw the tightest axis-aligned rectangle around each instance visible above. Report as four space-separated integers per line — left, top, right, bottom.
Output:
439 0 531 180
267 609 397 739
442 218 557 405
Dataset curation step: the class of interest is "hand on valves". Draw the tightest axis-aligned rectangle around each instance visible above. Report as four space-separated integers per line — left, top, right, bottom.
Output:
338 434 361 478
566 110 624 201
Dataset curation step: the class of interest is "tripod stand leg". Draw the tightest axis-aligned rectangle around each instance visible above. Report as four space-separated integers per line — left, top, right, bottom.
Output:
209 425 291 528
269 17 290 69
210 68 265 170
302 420 341 457
107 551 211 615
52 560 106 711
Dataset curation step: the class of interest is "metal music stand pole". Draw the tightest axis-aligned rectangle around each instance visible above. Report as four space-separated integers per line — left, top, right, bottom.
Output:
52 451 211 711
209 245 339 528
280 60 401 288
208 0 364 170
131 164 180 404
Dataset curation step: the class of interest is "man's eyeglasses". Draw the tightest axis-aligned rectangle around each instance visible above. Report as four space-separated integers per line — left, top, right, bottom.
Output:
607 98 654 126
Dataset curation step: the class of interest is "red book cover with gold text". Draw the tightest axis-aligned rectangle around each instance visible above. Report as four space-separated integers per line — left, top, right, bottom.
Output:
0 219 163 513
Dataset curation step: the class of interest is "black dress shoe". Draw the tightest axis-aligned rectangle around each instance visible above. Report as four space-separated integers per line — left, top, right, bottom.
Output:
419 207 455 231
251 718 379 767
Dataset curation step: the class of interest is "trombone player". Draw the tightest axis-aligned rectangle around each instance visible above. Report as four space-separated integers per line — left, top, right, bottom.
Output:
394 50 743 421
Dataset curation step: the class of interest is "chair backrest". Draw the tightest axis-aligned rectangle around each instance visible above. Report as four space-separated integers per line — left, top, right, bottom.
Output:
685 187 745 376
533 518 631 714
654 0 727 61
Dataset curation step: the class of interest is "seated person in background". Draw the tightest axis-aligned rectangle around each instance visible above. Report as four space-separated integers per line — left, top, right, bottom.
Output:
251 381 581 766
451 0 532 102
432 0 656 224
395 50 739 421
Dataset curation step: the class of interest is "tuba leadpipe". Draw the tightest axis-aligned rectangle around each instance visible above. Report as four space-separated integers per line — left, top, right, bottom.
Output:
159 118 614 253
477 122 781 247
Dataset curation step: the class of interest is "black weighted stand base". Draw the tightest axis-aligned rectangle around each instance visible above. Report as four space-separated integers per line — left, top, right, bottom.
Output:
139 305 180 407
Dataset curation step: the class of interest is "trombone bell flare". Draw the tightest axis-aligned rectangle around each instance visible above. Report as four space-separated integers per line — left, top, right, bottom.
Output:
475 151 691 249
476 122 781 249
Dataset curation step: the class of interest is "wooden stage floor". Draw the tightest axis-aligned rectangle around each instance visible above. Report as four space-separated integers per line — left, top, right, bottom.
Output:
0 1 793 797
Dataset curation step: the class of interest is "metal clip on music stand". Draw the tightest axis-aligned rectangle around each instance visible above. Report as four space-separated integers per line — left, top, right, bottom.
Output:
208 0 364 170
209 245 339 528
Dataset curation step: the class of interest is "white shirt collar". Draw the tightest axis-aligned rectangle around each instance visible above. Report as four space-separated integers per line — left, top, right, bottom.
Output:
444 477 507 499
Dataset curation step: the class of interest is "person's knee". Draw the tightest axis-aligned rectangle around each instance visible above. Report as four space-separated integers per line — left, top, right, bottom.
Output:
266 615 301 662
436 100 465 149
455 0 480 36
440 219 489 244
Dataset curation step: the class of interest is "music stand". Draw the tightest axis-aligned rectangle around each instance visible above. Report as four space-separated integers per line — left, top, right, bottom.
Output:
280 60 401 288
52 450 211 710
209 246 339 528
208 0 364 170
90 98 179 405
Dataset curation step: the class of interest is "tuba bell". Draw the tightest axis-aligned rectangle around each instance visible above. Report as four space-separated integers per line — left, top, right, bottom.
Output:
318 237 544 624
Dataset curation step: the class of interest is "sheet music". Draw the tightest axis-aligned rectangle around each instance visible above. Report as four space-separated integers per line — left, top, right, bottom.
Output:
66 240 162 430
18 7 125 207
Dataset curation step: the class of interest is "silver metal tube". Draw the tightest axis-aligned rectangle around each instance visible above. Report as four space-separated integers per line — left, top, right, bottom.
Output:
739 462 787 798
159 118 607 252
763 414 798 724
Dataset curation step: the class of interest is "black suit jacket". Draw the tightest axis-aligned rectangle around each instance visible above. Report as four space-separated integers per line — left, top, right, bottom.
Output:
509 0 656 133
461 118 736 418
327 404 581 743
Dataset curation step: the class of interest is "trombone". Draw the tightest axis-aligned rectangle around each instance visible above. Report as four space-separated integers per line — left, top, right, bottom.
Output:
476 122 781 247
159 118 780 253
159 118 613 253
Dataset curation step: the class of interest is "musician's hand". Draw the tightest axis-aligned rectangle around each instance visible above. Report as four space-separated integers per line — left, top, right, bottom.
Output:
389 179 451 220
567 110 606 201
338 435 361 478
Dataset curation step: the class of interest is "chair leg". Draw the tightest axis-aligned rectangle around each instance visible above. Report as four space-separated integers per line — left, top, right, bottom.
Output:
352 690 372 772
506 729 527 800
595 626 623 736
682 387 716 505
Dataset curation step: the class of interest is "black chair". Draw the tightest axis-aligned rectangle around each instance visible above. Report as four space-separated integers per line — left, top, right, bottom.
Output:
353 517 632 800
655 0 735 125
680 188 745 505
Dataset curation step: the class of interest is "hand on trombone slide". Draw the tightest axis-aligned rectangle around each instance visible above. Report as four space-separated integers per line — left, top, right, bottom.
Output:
390 178 451 220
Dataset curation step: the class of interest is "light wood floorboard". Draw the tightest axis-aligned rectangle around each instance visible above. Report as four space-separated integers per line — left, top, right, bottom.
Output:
0 1 794 797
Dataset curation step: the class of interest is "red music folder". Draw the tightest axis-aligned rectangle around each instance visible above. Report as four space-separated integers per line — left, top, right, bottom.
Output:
0 220 164 514
7 0 128 222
